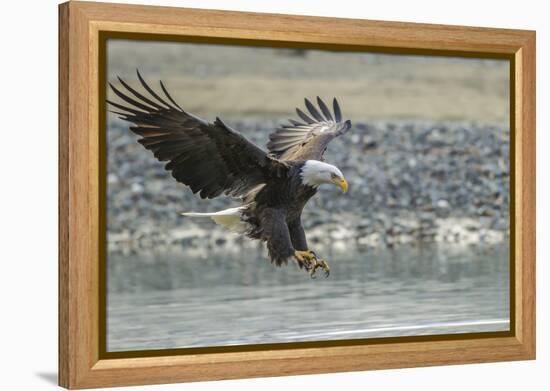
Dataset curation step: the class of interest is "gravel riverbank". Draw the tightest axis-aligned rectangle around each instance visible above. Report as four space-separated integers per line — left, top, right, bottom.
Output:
107 118 509 255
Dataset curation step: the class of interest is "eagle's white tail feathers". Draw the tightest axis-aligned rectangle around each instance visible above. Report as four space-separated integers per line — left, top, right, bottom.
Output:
181 207 249 234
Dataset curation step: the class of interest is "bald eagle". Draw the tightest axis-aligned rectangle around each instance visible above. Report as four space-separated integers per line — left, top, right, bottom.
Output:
108 71 352 277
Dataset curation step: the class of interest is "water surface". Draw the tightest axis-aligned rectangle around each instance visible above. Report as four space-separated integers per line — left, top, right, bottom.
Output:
107 244 509 351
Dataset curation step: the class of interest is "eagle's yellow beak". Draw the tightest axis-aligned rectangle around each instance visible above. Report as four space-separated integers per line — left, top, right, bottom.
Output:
333 177 348 193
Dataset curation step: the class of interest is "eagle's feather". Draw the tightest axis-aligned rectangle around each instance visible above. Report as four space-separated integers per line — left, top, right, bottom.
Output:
267 97 352 161
108 70 288 199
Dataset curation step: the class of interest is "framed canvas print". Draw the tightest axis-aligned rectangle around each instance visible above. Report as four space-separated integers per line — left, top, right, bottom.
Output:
58 1 536 389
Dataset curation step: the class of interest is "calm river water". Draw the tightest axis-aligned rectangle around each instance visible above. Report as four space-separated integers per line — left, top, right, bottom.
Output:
107 244 509 352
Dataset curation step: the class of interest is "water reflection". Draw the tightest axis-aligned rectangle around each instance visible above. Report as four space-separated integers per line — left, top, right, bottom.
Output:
107 244 509 351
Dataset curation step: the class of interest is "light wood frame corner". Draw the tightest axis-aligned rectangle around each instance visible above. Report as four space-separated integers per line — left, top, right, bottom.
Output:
59 1 536 389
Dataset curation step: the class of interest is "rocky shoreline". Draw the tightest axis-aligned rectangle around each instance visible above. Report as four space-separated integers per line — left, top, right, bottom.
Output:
107 118 509 255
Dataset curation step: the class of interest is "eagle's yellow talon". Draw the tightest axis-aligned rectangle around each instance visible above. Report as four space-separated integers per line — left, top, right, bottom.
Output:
310 259 330 278
294 250 330 278
294 250 317 270
319 260 330 278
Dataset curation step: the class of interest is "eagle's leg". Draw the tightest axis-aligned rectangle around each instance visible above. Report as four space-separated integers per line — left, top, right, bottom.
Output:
288 219 321 273
288 219 330 277
262 208 302 267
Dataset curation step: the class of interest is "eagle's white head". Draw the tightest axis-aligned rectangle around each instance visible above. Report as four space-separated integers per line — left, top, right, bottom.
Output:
300 160 348 193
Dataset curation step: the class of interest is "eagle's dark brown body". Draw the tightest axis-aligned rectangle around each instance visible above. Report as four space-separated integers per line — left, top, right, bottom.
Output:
242 162 317 265
108 70 351 271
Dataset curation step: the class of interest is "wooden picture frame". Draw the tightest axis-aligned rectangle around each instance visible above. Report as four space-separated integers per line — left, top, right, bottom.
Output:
58 1 536 389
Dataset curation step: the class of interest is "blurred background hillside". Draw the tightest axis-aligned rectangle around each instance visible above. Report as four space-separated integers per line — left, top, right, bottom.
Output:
108 41 509 122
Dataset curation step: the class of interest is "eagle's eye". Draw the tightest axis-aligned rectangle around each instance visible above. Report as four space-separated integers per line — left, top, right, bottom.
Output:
330 172 339 179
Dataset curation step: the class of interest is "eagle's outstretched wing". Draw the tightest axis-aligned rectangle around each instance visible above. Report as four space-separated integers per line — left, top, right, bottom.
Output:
108 71 288 199
267 97 352 161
